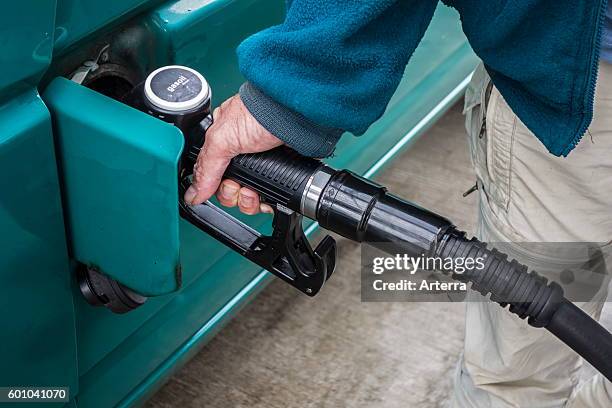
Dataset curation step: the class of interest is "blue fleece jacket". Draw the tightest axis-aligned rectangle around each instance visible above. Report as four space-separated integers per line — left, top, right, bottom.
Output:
602 3 612 63
237 0 607 158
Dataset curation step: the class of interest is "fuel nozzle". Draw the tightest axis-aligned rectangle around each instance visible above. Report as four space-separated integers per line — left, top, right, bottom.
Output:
123 65 213 170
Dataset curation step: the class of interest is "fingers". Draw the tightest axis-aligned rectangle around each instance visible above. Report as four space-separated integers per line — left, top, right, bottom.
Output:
259 203 274 214
237 187 260 215
184 139 232 205
216 179 240 207
215 180 274 215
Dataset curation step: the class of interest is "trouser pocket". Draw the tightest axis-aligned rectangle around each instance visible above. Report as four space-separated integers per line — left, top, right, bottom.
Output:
463 63 490 184
464 63 514 213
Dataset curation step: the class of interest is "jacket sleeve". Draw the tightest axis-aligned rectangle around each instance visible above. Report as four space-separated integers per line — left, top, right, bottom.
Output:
237 0 438 157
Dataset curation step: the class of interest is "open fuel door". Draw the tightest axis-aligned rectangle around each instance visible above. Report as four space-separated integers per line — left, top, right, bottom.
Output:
43 77 184 298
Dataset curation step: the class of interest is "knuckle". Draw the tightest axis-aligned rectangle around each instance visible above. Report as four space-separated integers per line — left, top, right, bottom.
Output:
193 163 206 179
239 188 255 198
205 133 227 153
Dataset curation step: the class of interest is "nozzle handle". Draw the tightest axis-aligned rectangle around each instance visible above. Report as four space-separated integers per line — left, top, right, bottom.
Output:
179 176 336 296
223 146 322 212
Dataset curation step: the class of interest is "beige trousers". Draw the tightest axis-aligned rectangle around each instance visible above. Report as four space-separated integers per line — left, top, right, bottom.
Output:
451 62 612 408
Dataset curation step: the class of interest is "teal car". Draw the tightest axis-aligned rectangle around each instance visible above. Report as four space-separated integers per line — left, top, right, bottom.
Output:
0 1 477 406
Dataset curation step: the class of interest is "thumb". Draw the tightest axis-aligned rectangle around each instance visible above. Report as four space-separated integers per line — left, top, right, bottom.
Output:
184 140 233 205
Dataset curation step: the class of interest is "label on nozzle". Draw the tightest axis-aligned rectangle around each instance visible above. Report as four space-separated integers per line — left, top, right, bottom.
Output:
144 65 210 112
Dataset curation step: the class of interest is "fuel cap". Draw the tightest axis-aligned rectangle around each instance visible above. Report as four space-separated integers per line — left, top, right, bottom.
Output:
144 65 210 112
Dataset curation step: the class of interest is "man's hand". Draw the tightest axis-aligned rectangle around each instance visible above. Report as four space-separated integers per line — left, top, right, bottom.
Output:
183 94 283 214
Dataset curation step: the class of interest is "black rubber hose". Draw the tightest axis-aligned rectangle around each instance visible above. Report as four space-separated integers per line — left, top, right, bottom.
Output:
437 228 612 382
547 301 612 380
316 170 612 380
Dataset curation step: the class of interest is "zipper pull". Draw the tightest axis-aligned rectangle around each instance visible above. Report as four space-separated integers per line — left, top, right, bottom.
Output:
463 183 478 197
479 81 493 138
479 120 486 139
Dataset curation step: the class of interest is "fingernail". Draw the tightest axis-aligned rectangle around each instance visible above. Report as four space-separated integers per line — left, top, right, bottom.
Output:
221 183 239 200
184 186 197 204
260 204 274 214
240 195 254 208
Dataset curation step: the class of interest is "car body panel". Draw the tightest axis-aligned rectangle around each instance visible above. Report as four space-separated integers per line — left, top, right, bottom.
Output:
0 89 79 405
0 2 79 402
52 0 166 55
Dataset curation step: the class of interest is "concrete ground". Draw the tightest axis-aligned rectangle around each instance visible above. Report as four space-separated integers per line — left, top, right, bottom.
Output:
146 103 611 407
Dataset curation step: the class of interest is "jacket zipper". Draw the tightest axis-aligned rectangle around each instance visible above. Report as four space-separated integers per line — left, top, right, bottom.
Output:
562 0 608 156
